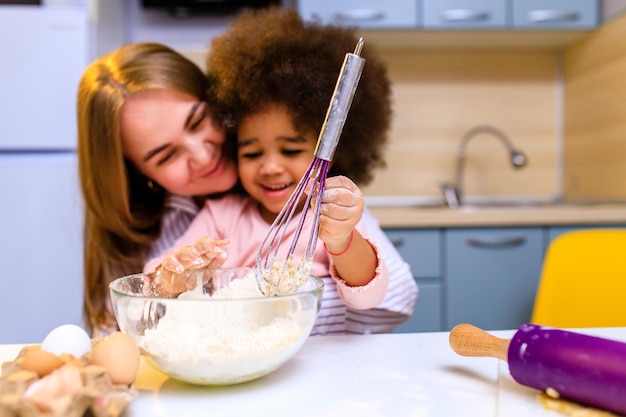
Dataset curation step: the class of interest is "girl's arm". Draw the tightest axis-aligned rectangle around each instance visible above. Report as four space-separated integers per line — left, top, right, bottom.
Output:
316 176 382 288
345 208 419 332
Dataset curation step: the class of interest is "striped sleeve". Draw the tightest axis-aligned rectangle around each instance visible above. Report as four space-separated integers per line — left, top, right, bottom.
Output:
309 277 349 336
148 194 199 260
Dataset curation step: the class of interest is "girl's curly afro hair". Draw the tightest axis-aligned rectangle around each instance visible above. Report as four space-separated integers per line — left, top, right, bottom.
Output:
206 7 392 185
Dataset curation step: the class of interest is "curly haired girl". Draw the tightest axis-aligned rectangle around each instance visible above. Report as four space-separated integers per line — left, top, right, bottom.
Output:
146 7 418 334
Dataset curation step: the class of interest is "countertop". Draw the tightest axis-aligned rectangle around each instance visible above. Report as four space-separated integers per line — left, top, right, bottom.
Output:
2 327 625 416
369 204 626 228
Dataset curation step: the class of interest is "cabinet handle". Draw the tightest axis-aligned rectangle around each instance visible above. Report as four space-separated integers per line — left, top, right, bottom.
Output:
466 235 526 248
333 9 386 22
527 10 580 23
441 9 490 22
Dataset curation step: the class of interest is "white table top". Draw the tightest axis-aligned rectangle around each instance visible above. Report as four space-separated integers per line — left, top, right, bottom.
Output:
2 327 625 417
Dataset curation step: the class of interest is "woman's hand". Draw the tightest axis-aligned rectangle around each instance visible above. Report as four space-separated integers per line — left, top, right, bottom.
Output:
143 237 229 297
315 175 363 254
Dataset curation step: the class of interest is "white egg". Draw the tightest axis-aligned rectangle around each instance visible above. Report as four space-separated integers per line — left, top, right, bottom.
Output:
41 324 92 358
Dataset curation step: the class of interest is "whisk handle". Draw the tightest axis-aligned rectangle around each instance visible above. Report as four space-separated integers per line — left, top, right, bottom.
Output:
314 38 366 161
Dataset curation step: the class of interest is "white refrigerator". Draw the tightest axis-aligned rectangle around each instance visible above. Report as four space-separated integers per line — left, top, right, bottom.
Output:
0 5 88 343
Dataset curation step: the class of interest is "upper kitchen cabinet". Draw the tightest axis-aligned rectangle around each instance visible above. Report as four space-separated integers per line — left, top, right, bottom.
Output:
298 0 599 30
297 0 419 30
511 0 599 29
422 0 506 29
297 0 600 49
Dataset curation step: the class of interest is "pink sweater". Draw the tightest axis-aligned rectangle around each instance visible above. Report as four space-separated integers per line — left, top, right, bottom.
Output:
146 193 389 310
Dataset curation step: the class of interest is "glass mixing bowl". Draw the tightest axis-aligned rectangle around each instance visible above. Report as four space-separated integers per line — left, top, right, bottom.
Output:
110 267 323 385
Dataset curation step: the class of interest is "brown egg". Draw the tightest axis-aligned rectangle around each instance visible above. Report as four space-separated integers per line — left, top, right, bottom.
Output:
59 353 84 369
21 345 64 377
89 332 140 385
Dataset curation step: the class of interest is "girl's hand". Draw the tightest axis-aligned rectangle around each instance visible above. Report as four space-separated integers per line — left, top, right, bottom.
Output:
143 237 229 297
312 176 377 288
315 176 363 253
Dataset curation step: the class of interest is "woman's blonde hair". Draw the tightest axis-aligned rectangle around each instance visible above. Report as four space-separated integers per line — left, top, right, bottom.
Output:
77 43 210 334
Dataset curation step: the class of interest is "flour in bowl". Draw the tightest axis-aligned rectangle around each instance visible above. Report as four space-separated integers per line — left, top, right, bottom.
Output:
260 256 313 296
139 269 315 385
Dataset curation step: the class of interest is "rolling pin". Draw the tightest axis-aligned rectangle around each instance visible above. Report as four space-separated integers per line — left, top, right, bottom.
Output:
449 323 626 415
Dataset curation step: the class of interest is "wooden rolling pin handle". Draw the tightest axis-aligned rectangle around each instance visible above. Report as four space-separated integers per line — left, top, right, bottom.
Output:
449 323 510 362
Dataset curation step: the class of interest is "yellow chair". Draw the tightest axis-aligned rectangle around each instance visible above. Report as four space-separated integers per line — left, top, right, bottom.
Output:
531 229 626 328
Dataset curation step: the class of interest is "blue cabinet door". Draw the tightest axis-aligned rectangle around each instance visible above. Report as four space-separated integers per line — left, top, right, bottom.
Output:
511 0 599 29
445 227 544 331
384 228 441 279
422 0 506 29
298 0 419 29
385 228 444 332
393 281 442 333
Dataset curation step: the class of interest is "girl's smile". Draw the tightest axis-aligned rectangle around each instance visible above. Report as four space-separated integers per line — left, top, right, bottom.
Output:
237 104 316 224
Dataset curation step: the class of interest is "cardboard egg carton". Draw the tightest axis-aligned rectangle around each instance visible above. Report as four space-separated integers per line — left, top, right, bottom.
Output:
0 346 137 417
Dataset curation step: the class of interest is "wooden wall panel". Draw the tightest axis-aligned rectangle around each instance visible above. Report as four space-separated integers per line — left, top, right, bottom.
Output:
563 13 626 199
361 50 559 199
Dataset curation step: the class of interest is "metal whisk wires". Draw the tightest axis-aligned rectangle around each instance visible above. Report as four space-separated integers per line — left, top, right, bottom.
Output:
255 38 366 296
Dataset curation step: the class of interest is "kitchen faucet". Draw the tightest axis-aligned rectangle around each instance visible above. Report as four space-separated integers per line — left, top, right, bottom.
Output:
442 125 528 208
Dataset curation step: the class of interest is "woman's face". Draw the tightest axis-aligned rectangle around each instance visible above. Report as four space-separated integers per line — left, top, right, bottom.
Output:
120 89 237 197
237 104 316 224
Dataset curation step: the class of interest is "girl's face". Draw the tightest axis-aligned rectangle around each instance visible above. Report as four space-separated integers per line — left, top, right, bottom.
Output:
120 89 237 197
237 104 317 224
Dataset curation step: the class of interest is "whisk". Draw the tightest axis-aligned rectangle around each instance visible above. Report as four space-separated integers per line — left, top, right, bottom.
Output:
255 38 366 296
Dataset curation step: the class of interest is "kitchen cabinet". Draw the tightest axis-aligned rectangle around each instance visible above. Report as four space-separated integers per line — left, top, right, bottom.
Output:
297 0 419 30
511 0 599 29
298 0 598 30
445 227 544 331
422 0 506 29
386 223 625 333
385 229 443 332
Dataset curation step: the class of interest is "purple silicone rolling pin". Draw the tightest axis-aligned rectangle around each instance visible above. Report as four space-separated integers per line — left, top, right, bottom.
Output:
508 323 626 415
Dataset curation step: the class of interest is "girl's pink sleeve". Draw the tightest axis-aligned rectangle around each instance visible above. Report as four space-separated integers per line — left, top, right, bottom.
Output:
328 227 390 310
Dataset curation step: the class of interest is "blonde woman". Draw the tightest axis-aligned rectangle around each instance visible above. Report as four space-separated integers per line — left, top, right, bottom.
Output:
76 43 238 336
